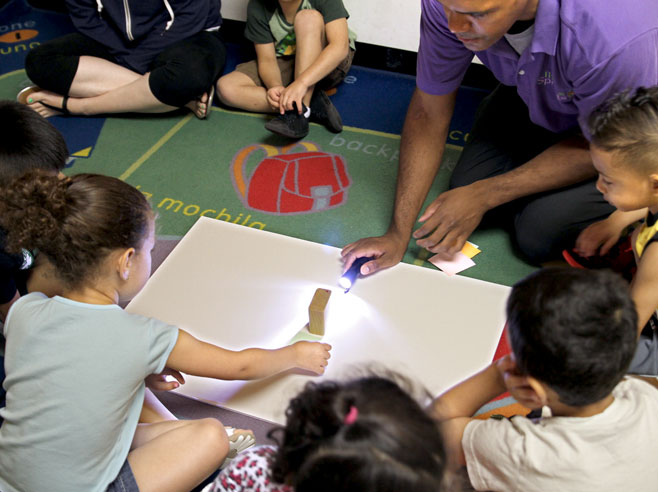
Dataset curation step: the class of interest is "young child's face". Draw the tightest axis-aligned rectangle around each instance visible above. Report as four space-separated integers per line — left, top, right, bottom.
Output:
590 144 655 212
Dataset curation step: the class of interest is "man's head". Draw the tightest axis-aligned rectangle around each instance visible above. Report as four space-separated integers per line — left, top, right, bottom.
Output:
437 0 538 51
0 101 68 187
506 268 637 407
588 87 658 212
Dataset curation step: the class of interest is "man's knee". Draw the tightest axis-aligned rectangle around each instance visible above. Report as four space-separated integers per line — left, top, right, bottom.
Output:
514 204 584 263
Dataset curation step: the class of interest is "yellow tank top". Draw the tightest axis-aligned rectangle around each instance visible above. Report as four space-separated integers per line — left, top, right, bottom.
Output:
635 210 658 258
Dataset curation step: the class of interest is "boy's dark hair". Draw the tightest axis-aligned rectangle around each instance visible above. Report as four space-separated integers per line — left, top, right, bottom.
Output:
507 268 637 407
588 86 658 174
0 101 68 186
269 374 446 492
0 171 152 289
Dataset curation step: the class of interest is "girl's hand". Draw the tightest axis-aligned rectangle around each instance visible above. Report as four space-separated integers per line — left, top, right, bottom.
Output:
145 368 185 391
292 341 332 375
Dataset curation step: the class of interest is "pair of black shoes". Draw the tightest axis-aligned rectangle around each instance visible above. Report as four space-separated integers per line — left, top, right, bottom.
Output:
264 90 342 139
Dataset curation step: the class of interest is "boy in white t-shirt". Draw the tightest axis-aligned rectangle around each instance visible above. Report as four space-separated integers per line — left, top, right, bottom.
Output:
431 268 658 492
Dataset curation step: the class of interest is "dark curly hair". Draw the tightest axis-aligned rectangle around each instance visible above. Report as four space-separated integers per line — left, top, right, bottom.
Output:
0 171 152 289
588 86 658 174
507 268 637 407
268 373 446 492
0 100 68 186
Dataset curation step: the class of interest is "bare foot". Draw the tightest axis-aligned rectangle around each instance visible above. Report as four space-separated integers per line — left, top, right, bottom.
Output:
185 91 210 119
23 89 68 118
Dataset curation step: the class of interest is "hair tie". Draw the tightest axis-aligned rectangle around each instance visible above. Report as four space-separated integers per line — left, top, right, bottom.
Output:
344 405 358 425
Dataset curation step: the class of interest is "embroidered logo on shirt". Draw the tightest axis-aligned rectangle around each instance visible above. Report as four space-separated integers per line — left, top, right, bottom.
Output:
536 71 553 85
556 90 575 102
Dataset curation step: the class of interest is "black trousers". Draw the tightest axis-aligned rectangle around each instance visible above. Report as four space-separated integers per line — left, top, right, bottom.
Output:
449 84 614 263
25 30 226 108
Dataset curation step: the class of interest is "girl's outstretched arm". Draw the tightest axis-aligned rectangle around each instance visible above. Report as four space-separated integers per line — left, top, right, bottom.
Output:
166 329 331 380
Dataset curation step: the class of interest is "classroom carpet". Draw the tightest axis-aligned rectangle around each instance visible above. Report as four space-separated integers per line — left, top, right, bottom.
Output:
1 0 532 439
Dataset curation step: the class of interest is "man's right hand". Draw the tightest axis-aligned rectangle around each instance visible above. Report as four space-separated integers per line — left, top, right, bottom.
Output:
340 232 408 276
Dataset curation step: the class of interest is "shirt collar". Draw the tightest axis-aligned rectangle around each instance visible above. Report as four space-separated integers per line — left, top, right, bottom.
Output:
529 0 560 56
485 0 559 58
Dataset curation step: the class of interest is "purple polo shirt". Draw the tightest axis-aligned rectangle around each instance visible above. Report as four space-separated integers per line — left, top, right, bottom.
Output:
417 0 658 137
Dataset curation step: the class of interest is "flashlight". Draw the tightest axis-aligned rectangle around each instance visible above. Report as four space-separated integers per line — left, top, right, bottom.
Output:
339 256 374 292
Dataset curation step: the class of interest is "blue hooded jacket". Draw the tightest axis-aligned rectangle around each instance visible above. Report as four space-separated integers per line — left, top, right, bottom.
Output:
65 0 222 73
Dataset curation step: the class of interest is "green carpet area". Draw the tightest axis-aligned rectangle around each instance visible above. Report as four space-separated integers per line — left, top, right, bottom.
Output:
1 69 537 286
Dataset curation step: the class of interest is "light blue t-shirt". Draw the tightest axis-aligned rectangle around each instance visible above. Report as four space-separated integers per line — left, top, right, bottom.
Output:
0 293 179 492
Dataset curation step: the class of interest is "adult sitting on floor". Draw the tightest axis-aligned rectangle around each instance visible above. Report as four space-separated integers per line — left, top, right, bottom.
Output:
341 0 658 275
18 0 227 119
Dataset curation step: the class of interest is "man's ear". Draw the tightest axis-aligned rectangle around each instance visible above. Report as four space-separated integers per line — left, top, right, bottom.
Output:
524 376 549 409
116 247 136 281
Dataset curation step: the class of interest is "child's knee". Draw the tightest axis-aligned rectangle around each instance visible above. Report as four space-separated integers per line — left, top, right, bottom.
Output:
294 9 324 33
216 74 238 105
196 418 230 463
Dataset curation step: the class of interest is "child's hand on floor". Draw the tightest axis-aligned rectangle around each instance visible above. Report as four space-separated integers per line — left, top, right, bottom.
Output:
292 341 332 375
145 368 186 391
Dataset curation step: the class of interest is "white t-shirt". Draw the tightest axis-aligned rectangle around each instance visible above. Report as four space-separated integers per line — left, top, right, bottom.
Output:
463 377 658 491
0 293 179 492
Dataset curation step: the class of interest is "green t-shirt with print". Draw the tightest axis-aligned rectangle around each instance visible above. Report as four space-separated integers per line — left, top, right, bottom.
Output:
245 0 356 56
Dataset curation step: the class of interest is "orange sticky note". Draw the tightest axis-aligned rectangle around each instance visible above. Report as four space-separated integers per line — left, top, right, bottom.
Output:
461 241 481 259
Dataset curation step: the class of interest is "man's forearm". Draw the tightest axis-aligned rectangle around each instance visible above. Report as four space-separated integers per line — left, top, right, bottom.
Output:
388 89 456 238
474 136 595 211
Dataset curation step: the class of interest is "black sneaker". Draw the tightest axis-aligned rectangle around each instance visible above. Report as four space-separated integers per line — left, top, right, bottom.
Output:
264 102 309 139
310 90 343 133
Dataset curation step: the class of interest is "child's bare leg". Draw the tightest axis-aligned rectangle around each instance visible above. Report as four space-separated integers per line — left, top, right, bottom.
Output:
216 71 272 112
129 418 229 492
293 9 326 107
24 57 201 117
140 388 177 423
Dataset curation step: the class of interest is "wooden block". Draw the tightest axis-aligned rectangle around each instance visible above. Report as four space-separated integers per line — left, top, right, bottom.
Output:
308 288 331 336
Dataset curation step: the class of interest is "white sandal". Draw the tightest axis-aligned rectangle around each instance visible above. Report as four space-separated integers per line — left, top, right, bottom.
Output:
221 427 256 468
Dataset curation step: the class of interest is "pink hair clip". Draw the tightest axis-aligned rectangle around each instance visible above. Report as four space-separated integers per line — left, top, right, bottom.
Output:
344 405 358 425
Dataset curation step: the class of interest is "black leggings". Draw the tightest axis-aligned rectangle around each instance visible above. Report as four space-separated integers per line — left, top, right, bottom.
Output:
25 30 226 107
449 84 615 263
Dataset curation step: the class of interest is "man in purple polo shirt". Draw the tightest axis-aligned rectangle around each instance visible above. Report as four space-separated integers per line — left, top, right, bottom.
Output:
342 0 658 274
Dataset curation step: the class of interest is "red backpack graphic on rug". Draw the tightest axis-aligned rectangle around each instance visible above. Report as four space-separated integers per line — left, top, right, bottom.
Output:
231 142 351 215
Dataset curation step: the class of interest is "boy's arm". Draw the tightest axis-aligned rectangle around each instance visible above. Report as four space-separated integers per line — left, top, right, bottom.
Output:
574 209 646 257
166 329 331 380
254 42 283 89
430 360 509 468
630 242 658 334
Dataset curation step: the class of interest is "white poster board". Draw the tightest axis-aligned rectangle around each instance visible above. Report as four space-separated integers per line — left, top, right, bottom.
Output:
128 217 508 423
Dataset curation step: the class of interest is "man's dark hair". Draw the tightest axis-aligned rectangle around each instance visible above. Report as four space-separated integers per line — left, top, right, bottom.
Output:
507 268 637 407
0 100 68 186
